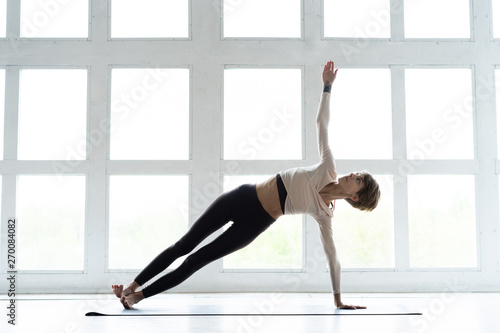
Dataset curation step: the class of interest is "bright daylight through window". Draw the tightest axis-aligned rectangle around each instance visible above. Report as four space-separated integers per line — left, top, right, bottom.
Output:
20 0 89 38
494 0 500 38
17 176 86 270
224 68 302 160
108 176 189 270
323 0 390 38
0 0 6 38
329 68 392 159
110 68 189 160
0 69 4 158
223 0 301 38
408 175 477 268
18 69 87 160
404 0 470 38
405 68 473 160
334 175 394 268
111 0 188 38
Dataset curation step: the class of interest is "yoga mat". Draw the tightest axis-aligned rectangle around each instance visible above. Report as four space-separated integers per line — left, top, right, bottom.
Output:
86 299 422 316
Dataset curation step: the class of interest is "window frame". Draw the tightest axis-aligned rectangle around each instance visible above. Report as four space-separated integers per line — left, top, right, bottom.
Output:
0 0 498 294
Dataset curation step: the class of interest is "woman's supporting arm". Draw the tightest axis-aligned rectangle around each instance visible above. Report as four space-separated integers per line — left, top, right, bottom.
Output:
316 217 341 302
317 216 367 309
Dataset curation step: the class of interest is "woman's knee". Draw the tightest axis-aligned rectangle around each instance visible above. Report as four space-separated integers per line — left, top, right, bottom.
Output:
178 252 207 275
170 239 195 257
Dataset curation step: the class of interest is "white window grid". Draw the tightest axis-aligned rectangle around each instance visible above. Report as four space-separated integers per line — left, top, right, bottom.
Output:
0 0 497 293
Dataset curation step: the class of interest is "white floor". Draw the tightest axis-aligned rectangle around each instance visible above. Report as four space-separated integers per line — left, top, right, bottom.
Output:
1 293 499 333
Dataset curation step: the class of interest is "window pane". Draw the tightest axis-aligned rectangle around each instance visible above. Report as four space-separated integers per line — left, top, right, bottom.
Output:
405 69 473 160
224 68 302 160
18 69 87 160
329 68 392 159
111 0 188 38
333 175 394 268
0 177 2 255
18 176 85 270
224 0 301 38
408 175 477 268
109 176 189 269
20 0 88 38
223 175 302 269
0 69 4 159
494 0 500 38
110 68 189 160
324 0 390 38
497 70 500 157
0 0 6 37
404 0 470 38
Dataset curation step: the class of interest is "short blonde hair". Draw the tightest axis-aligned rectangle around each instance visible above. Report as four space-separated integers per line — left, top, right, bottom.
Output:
345 171 380 212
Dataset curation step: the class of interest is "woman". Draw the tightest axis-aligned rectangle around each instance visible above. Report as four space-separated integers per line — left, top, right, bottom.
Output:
112 61 381 310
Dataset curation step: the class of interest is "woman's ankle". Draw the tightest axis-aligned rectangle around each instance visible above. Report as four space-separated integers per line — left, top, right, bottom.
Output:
127 280 141 292
132 281 141 290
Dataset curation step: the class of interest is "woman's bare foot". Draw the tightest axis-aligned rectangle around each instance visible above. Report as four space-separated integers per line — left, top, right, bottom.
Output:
121 291 144 309
112 281 140 308
111 284 124 298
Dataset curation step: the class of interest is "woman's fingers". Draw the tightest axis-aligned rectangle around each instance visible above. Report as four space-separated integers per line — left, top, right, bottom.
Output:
339 304 367 309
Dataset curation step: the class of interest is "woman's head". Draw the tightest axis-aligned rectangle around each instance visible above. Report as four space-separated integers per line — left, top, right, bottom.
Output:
344 171 380 212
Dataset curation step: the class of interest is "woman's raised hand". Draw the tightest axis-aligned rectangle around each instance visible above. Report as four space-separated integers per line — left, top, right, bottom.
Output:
322 60 338 86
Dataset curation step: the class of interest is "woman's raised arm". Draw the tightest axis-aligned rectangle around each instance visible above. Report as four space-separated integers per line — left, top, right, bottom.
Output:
316 61 338 161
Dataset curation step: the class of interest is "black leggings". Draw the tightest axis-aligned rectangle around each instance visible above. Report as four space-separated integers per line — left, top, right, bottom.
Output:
135 184 276 298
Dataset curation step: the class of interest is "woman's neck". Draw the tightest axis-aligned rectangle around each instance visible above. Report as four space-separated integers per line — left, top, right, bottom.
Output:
319 182 350 202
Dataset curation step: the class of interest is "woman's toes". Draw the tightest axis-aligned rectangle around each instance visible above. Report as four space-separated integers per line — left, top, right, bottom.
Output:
112 284 124 298
120 296 130 309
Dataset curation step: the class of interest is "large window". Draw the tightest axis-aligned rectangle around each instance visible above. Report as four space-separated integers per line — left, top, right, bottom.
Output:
323 0 390 38
110 68 190 160
20 0 89 38
405 68 474 160
494 0 500 38
334 175 394 269
111 0 189 39
224 68 302 160
17 176 86 270
0 0 6 38
223 0 301 38
18 69 88 160
404 0 470 38
408 175 477 268
0 0 497 294
0 69 4 159
329 68 392 159
497 69 500 157
108 176 189 270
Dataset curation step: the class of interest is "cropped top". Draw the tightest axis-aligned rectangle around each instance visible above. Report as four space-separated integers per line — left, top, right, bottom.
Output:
276 173 287 214
279 91 341 294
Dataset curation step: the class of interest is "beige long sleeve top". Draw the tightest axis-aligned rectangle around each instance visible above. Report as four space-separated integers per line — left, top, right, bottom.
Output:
279 91 341 294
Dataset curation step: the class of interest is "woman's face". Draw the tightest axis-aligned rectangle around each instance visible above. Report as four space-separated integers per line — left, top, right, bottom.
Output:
339 172 364 200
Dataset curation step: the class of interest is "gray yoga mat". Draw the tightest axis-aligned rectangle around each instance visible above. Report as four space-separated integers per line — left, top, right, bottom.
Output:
85 299 422 316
